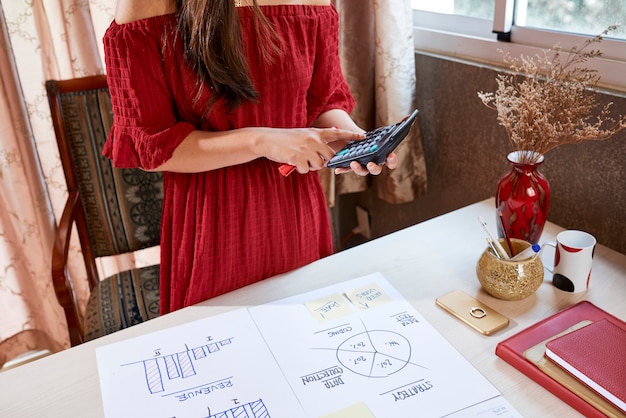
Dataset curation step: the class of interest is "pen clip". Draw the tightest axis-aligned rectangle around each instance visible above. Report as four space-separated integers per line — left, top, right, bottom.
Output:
278 164 296 177
486 238 502 259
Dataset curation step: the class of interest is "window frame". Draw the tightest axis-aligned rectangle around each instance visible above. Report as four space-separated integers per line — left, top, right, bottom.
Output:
412 9 626 94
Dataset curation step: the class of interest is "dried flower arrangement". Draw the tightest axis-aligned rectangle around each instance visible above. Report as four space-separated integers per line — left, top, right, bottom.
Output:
478 26 626 164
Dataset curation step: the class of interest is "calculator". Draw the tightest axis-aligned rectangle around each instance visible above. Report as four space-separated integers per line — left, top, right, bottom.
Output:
327 109 419 169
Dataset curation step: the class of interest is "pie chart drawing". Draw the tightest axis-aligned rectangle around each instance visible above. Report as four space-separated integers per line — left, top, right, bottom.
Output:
335 330 412 378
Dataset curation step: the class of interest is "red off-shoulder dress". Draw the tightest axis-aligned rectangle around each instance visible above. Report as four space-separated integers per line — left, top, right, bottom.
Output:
102 6 355 313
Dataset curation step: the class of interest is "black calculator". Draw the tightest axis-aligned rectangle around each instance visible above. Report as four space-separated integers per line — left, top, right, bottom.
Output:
327 109 419 169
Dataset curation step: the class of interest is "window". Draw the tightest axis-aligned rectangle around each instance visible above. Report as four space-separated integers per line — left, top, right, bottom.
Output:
518 0 626 40
412 0 626 92
411 0 494 19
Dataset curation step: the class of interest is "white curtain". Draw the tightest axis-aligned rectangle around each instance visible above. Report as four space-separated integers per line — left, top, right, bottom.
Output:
0 0 116 367
326 0 427 205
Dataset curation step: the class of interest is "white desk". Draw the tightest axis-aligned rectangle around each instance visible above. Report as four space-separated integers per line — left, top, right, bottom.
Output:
1 198 624 417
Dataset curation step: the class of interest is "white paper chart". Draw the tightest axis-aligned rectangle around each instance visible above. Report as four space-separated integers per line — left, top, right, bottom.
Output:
96 273 521 417
96 308 306 418
249 273 519 418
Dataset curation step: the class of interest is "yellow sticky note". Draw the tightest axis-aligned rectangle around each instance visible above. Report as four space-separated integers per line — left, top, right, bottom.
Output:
345 283 391 310
321 402 375 418
305 292 353 322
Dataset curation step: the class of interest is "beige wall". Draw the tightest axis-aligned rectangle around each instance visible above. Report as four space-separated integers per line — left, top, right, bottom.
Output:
332 52 626 254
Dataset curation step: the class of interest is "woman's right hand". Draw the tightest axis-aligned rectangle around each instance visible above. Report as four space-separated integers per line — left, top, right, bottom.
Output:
256 127 365 174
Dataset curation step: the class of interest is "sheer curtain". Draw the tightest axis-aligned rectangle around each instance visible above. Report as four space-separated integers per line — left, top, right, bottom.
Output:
326 0 427 205
0 0 115 368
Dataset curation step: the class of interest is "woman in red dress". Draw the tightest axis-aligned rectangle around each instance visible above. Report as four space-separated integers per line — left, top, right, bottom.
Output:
103 0 398 313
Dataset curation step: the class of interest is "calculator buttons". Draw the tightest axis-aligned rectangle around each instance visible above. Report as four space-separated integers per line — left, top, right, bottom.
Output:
327 109 419 169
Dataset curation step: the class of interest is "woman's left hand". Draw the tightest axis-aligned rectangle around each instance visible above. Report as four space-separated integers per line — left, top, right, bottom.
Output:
333 152 398 176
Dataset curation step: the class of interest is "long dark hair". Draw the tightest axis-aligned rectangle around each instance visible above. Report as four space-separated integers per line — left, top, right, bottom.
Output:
176 0 279 110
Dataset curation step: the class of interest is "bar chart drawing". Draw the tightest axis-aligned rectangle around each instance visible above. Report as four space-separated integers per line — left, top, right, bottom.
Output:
207 399 270 418
122 337 234 395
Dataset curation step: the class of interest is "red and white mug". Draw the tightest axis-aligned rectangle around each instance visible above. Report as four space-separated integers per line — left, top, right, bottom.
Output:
540 230 596 292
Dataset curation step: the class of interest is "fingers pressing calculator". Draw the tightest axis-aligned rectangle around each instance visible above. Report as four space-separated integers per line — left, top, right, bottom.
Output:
327 109 419 169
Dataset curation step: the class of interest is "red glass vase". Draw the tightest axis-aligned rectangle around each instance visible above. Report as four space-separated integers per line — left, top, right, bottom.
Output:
495 151 550 245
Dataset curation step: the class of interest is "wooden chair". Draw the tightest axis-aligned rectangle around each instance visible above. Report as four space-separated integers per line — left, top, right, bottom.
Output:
47 75 162 346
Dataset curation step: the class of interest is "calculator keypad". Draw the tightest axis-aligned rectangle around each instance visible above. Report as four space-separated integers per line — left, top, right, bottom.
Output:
329 126 394 166
326 109 418 169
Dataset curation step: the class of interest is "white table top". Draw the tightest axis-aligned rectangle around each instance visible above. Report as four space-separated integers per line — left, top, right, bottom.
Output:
1 198 624 417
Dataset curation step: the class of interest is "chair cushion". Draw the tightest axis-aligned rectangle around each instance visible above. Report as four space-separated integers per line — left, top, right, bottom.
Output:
83 265 160 342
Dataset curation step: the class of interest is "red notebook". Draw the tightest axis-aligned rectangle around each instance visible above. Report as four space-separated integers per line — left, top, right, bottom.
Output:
545 319 626 413
495 301 626 418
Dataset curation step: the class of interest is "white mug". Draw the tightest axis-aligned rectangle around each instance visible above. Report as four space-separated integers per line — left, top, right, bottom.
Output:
541 230 596 292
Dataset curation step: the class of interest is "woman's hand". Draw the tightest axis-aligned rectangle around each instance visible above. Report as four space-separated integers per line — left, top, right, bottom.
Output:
332 152 399 176
258 127 365 174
